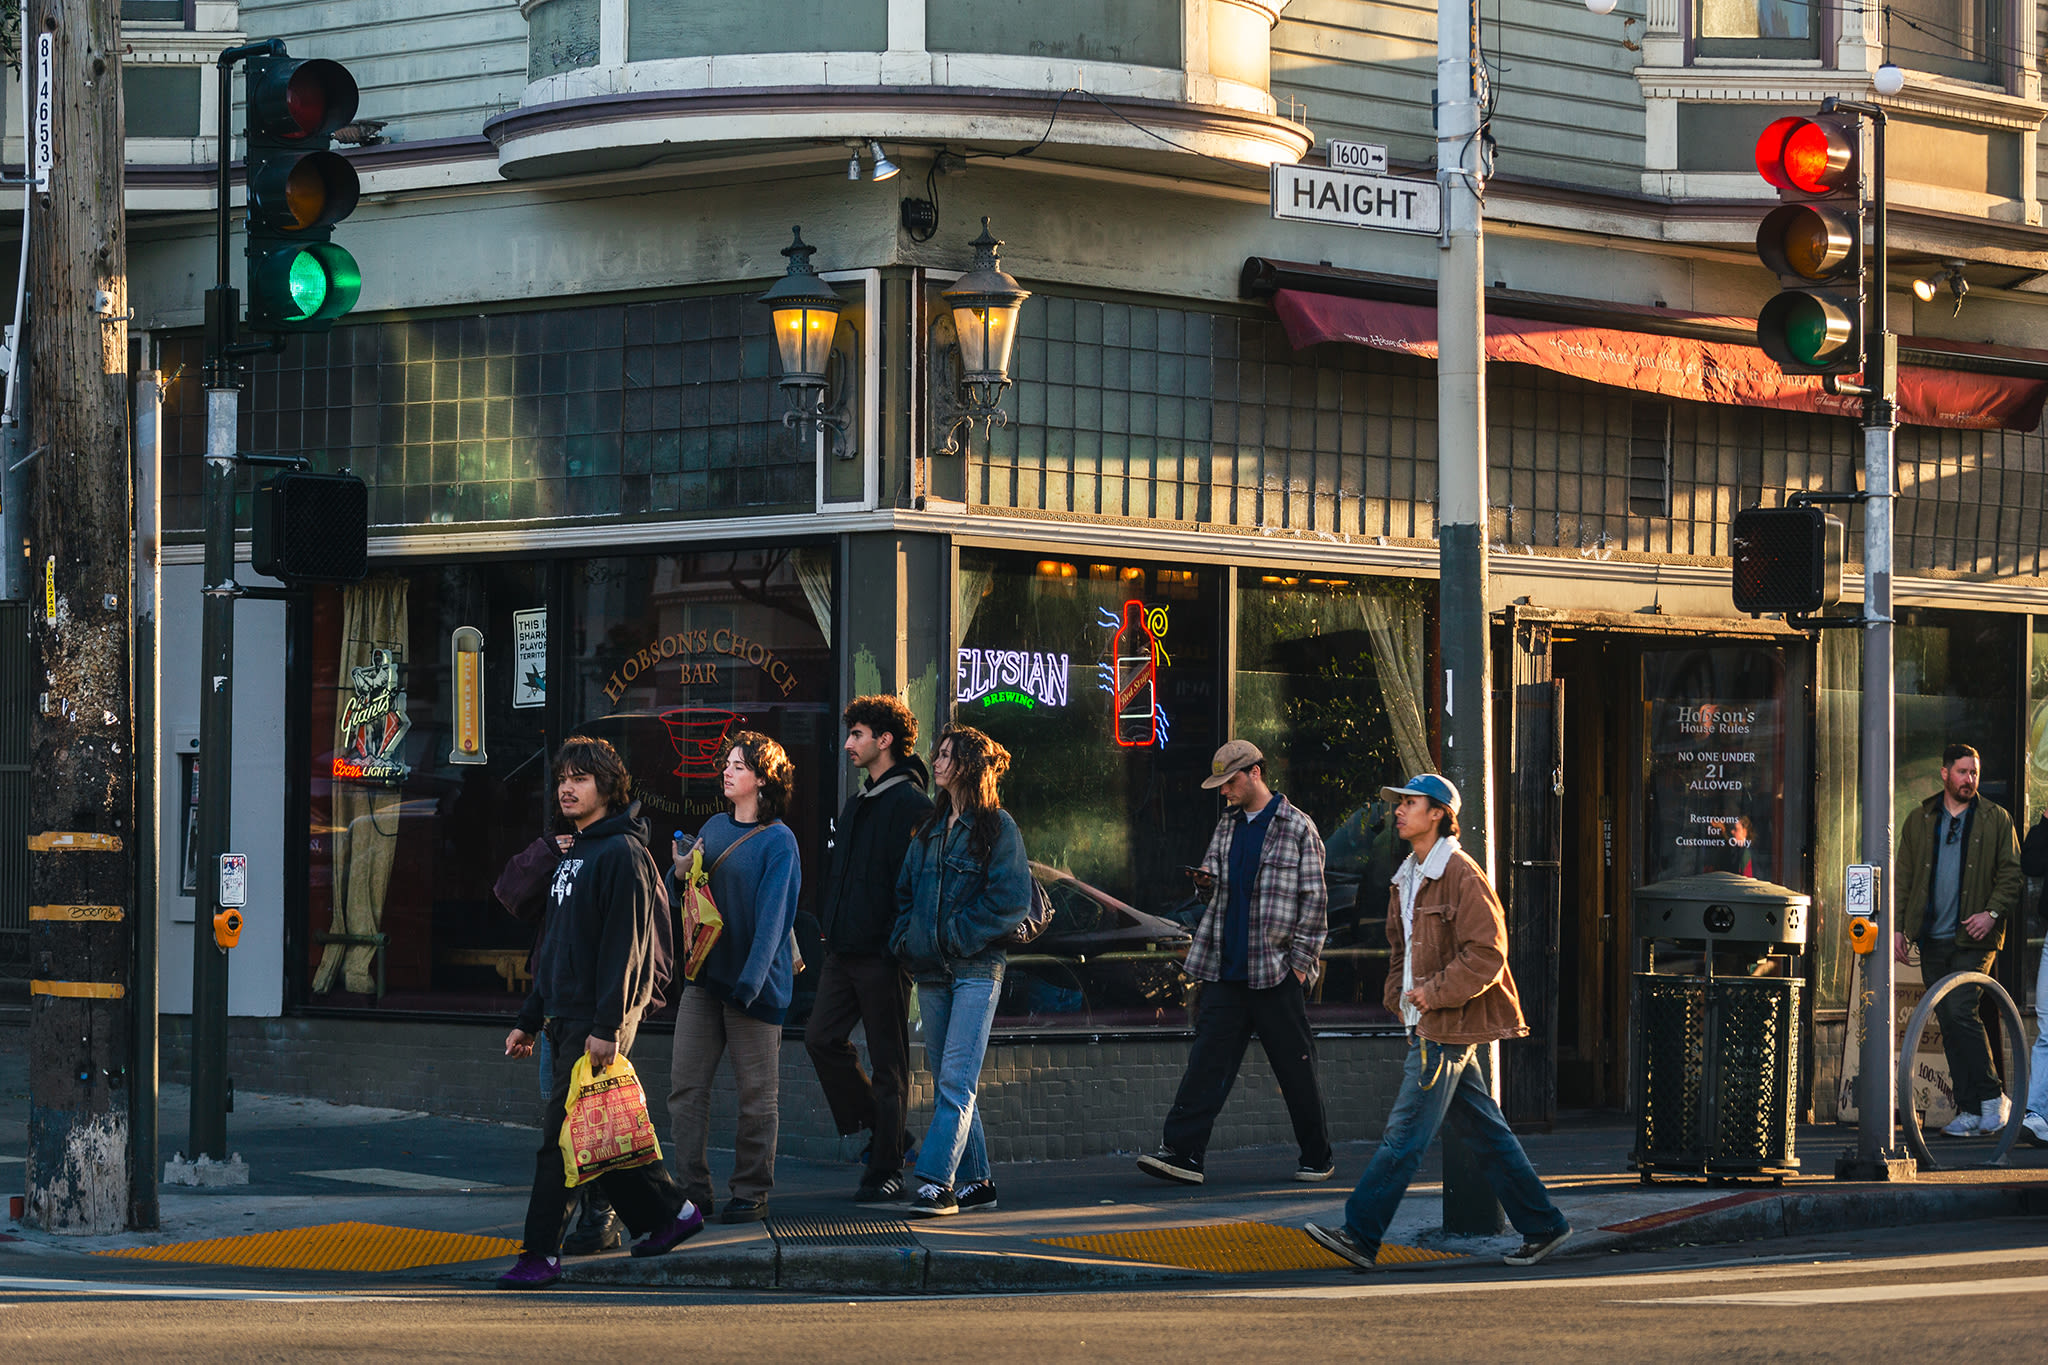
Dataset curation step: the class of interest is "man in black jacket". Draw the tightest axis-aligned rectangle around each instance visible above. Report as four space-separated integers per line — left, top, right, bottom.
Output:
497 735 703 1289
805 695 934 1203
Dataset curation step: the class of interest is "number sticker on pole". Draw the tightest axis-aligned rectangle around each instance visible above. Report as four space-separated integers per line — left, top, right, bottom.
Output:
33 34 53 187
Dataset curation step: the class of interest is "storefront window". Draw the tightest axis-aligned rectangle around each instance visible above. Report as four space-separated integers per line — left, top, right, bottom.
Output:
1236 573 1435 1025
307 563 552 1009
1640 646 1788 887
957 550 1221 1029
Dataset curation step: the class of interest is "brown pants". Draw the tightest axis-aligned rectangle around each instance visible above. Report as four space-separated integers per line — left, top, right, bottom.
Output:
667 987 782 1204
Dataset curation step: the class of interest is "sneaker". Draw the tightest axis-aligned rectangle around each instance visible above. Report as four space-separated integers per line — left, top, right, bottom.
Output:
906 1181 958 1217
1504 1225 1573 1267
496 1251 561 1289
629 1201 706 1258
955 1180 999 1211
1135 1147 1205 1185
1303 1221 1378 1272
855 1172 906 1206
1294 1161 1337 1184
2022 1111 2048 1148
1940 1109 1983 1138
720 1197 768 1225
561 1200 623 1256
1981 1095 2012 1133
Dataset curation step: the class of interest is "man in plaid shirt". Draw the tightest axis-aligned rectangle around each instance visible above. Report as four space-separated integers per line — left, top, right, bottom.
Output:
1137 740 1335 1186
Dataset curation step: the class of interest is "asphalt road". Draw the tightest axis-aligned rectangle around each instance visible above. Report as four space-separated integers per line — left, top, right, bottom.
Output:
3 1216 2044 1362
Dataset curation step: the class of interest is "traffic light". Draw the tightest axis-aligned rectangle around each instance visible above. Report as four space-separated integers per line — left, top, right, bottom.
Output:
253 470 369 583
1730 505 1843 616
243 54 362 332
1753 114 1863 376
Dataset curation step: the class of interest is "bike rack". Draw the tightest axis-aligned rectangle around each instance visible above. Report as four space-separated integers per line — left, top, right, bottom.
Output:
1895 970 2030 1171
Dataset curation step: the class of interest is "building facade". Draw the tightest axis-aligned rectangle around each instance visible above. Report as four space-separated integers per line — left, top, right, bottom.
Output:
7 0 2048 1153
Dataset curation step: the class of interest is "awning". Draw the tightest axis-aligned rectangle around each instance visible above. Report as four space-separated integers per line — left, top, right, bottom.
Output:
1271 289 2048 433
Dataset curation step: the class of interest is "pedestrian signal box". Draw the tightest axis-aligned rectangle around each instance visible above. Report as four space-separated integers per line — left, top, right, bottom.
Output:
1730 505 1844 616
253 470 369 583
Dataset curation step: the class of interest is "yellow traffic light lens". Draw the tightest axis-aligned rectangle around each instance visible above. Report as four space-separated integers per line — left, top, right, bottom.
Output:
284 161 327 230
1757 205 1855 281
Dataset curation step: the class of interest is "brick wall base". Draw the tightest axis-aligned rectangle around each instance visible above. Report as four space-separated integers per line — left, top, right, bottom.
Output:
159 1016 1410 1163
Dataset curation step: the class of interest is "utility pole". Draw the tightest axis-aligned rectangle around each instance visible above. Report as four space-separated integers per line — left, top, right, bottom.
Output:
21 0 141 1232
1435 0 1504 1234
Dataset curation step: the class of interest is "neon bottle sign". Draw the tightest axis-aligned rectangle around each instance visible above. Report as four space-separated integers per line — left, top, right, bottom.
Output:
1110 600 1158 747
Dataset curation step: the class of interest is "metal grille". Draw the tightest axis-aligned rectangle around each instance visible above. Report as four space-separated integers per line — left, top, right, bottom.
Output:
0 602 28 935
1636 975 1800 1171
767 1216 919 1247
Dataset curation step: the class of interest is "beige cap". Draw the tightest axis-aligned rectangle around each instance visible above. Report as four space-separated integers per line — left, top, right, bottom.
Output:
1201 739 1264 790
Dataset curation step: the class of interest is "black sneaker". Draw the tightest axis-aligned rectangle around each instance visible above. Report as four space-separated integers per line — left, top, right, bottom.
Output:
1136 1147 1205 1185
719 1197 768 1225
1303 1221 1378 1272
955 1180 998 1211
855 1172 906 1206
1503 1225 1572 1267
561 1201 623 1255
1294 1161 1337 1184
906 1181 958 1217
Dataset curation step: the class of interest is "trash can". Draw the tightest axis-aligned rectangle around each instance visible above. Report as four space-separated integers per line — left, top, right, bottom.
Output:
1630 871 1808 1183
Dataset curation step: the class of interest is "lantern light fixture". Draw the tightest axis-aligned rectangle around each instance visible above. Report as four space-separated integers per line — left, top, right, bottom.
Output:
759 225 854 458
932 217 1031 456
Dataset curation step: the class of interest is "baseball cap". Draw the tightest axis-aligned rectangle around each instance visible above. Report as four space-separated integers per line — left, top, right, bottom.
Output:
1381 773 1461 814
1201 739 1264 790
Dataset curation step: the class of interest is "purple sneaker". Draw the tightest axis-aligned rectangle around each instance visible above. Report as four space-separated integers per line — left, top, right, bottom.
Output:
630 1200 706 1258
496 1252 561 1289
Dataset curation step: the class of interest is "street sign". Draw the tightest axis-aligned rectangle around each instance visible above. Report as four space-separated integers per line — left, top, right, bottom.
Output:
1272 163 1441 236
1327 139 1388 174
218 853 247 908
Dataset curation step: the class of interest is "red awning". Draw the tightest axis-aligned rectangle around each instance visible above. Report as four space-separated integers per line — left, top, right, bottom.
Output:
1272 290 2048 433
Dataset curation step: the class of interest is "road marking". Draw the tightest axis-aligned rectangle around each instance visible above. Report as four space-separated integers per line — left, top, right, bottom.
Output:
1621 1274 2048 1307
0 1155 23 1165
297 1168 480 1191
0 1275 407 1302
1208 1246 2048 1300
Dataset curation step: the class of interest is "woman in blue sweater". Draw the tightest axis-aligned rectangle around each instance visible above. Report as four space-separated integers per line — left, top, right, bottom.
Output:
666 731 801 1225
890 725 1033 1216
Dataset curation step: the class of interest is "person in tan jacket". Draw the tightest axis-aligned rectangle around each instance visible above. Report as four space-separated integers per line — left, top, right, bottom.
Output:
1306 773 1572 1272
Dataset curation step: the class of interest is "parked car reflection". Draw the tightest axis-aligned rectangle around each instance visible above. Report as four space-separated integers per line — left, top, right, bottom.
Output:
995 862 1194 1028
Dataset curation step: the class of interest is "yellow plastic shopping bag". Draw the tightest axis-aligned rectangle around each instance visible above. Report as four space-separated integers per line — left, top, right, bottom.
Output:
676 843 725 982
558 1051 663 1188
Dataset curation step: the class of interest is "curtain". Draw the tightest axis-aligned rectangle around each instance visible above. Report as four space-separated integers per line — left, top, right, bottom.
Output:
792 547 834 643
1359 591 1431 779
313 576 409 997
956 562 995 637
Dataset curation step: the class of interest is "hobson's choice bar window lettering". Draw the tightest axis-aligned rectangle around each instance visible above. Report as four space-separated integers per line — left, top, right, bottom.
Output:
1640 647 1787 886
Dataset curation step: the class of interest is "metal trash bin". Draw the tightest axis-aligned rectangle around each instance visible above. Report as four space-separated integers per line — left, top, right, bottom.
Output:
1630 871 1808 1183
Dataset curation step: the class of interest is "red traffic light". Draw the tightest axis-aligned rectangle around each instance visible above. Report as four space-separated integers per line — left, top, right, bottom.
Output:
1755 116 1854 196
247 57 359 143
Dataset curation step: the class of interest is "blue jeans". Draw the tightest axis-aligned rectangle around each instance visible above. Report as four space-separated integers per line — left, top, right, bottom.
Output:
1343 1037 1567 1253
2028 933 2048 1119
913 969 1002 1189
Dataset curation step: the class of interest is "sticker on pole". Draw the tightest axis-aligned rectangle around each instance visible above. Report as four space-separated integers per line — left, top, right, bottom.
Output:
1845 863 1874 918
33 34 53 187
218 853 248 908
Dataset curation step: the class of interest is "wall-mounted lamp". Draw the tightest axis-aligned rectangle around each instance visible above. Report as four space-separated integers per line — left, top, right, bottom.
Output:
760 226 855 459
1912 259 1969 317
931 218 1031 456
846 140 900 182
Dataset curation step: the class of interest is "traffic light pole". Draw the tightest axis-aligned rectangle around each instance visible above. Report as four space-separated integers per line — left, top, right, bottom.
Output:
1826 99 1911 1182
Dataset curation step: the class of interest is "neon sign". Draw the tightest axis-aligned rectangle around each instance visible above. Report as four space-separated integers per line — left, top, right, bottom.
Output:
1096 601 1171 748
957 648 1070 708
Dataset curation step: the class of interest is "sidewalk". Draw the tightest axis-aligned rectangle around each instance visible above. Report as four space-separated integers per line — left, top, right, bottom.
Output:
5 1037 2046 1293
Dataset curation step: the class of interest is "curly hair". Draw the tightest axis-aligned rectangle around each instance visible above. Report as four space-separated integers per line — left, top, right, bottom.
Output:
553 735 632 815
923 723 1011 860
726 730 795 822
843 694 919 757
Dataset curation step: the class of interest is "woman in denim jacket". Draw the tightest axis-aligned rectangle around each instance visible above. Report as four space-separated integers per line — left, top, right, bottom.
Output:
889 724 1032 1216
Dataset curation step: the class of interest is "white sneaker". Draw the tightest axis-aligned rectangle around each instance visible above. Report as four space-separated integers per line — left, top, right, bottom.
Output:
2022 1112 2048 1148
1981 1095 2012 1133
1939 1110 1981 1138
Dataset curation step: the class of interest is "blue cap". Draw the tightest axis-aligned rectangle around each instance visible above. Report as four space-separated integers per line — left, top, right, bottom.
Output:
1381 773 1461 814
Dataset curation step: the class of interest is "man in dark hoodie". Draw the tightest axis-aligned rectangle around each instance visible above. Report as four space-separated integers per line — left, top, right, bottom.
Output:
805 694 933 1204
496 735 703 1289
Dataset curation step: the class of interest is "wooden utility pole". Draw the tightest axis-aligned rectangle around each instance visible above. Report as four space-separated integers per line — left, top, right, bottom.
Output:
21 0 139 1233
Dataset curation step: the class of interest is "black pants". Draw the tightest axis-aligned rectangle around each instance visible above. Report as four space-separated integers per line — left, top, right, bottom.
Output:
523 1017 687 1257
1163 978 1332 1167
803 950 913 1174
1921 939 2003 1112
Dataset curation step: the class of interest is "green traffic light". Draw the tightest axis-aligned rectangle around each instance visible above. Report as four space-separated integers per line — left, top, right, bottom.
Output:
288 250 328 320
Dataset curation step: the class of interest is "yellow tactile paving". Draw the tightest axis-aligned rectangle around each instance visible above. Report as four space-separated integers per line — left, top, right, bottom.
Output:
1037 1221 1467 1273
96 1221 520 1272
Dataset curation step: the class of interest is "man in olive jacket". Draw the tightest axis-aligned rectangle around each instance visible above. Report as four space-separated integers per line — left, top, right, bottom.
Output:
1305 774 1572 1273
1893 743 2023 1138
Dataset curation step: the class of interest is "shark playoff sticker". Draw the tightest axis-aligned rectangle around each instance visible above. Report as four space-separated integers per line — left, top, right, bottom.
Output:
334 648 413 787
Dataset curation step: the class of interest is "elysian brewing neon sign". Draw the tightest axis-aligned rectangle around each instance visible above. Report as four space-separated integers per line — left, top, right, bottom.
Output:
957 648 1071 708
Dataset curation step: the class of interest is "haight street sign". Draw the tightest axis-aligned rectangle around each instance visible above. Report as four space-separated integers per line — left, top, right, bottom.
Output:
1271 163 1442 236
